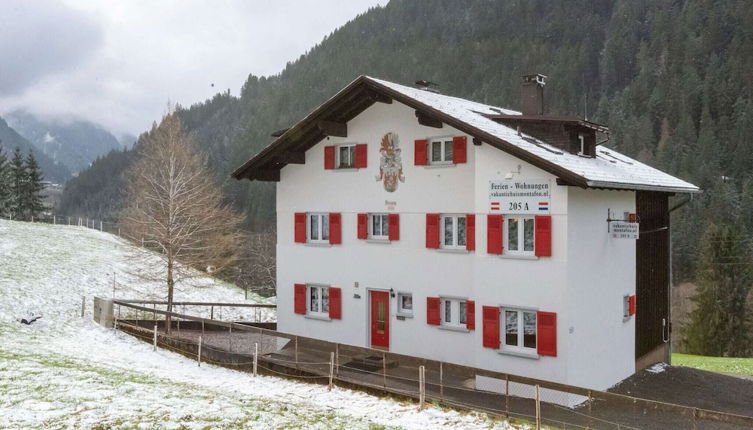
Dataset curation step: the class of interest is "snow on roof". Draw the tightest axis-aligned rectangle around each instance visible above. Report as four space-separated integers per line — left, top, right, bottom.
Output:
368 76 699 193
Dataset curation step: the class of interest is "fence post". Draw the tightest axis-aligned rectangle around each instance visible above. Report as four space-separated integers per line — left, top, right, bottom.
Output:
118 227 121 237
335 343 339 375
81 296 85 317
440 362 444 402
228 324 232 353
210 306 214 320
198 335 202 367
295 336 299 370
153 323 158 351
505 374 510 417
418 365 425 411
535 384 541 430
587 390 593 430
329 351 334 391
382 351 387 388
253 342 259 376
100 221 103 231
31 216 34 223
53 215 56 225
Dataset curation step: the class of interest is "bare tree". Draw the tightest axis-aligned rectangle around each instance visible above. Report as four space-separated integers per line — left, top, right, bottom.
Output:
232 228 276 298
120 113 243 332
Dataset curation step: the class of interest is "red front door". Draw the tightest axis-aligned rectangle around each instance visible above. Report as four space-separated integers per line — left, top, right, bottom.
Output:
370 290 390 349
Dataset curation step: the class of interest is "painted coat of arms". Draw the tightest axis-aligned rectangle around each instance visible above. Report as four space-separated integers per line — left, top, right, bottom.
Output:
375 132 405 192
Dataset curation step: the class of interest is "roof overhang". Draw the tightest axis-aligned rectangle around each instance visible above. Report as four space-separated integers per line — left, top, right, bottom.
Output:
231 75 699 194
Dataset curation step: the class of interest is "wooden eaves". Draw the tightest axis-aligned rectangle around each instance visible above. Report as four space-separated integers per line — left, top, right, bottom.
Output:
232 75 595 189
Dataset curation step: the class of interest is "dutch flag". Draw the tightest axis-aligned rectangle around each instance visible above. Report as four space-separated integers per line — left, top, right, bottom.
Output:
538 202 549 211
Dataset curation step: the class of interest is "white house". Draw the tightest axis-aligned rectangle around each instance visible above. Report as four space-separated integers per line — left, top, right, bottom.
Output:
232 75 699 392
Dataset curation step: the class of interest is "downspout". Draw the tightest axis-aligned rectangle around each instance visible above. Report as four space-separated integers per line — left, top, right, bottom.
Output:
665 193 693 364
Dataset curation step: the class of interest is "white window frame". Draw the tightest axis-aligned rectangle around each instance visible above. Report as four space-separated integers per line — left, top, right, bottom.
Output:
307 284 330 317
307 213 330 244
428 137 454 165
504 215 535 255
441 214 467 250
336 144 356 169
369 213 390 240
396 292 413 317
440 297 468 328
502 307 538 354
578 134 586 156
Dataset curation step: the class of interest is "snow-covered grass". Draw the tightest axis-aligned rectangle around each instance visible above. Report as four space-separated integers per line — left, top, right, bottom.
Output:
0 220 517 430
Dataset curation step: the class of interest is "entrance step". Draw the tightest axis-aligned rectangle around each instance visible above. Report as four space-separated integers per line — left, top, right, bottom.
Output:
345 354 400 372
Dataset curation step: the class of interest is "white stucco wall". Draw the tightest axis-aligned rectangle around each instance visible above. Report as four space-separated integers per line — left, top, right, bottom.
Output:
274 99 636 391
565 188 636 390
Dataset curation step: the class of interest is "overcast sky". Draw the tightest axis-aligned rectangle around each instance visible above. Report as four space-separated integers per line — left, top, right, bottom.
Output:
0 0 384 137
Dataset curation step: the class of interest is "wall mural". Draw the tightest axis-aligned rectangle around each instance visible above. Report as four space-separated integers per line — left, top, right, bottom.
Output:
375 132 405 192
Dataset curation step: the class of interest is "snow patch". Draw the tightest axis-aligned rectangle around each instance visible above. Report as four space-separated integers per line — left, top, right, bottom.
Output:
646 363 668 374
0 220 517 429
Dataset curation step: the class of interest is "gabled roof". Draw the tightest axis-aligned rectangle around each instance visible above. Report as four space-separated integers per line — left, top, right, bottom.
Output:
232 75 699 194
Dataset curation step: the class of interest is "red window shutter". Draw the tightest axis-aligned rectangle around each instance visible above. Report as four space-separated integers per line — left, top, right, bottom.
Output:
466 214 475 251
425 213 440 249
329 213 341 245
466 300 476 330
537 311 557 357
388 213 400 241
629 295 636 316
329 287 342 319
427 297 441 325
482 306 500 348
294 213 307 243
324 145 335 170
294 284 306 315
535 215 552 257
414 139 428 165
357 213 368 239
355 143 367 168
487 214 503 254
452 136 467 164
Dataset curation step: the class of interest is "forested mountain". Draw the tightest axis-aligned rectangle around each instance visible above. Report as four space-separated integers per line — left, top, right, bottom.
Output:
0 116 71 183
60 0 753 282
6 110 123 176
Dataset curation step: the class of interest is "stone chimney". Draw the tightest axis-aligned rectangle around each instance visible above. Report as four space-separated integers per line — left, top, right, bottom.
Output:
521 74 547 115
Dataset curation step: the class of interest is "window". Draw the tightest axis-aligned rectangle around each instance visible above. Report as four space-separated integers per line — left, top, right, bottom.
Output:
441 298 468 328
441 214 467 249
397 293 413 316
506 216 535 254
369 213 389 240
504 308 537 352
308 213 330 243
308 285 330 317
337 144 356 169
429 138 454 164
578 134 586 156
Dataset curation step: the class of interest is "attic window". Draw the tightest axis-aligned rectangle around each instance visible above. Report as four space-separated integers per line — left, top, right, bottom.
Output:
577 133 595 158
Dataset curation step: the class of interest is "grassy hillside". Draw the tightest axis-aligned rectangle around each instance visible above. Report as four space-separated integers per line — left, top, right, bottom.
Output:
673 353 753 378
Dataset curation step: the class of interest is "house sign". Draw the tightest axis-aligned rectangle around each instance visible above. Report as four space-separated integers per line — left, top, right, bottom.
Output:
610 221 639 239
488 179 551 213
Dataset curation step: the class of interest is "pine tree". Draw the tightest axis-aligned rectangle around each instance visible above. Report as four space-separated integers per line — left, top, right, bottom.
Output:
22 151 45 220
682 222 753 357
9 147 25 220
0 144 11 217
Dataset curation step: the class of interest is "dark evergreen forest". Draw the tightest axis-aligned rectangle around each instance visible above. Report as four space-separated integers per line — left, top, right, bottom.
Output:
60 0 753 283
